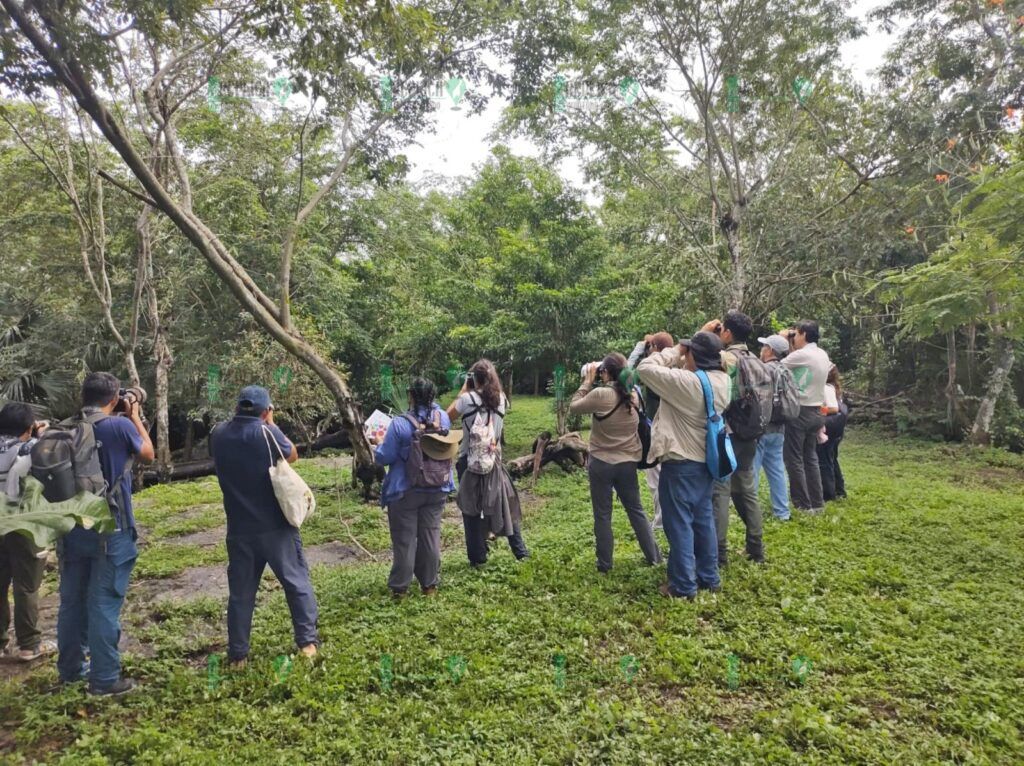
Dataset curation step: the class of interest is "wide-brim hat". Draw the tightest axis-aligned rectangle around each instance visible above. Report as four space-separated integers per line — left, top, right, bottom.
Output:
421 430 463 461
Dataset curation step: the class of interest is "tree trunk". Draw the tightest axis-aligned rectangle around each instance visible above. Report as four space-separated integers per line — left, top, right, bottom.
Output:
969 333 1015 445
506 431 588 479
1 4 379 486
533 368 540 395
945 329 960 435
721 203 745 309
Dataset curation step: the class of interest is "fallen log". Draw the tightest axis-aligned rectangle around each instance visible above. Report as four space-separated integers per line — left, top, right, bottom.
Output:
506 431 588 480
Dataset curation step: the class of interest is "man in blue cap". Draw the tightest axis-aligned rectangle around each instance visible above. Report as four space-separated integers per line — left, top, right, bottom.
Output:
210 386 319 668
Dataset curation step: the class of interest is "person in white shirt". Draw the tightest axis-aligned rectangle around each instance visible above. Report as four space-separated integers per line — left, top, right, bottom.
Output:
781 320 833 514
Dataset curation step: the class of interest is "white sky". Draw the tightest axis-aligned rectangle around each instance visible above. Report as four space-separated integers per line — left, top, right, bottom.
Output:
398 0 901 196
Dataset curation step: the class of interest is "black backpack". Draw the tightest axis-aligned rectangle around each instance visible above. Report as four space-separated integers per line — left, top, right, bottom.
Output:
29 410 133 527
401 414 452 489
725 351 773 441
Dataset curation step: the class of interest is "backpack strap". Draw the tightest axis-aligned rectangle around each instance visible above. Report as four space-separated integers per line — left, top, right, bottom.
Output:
592 393 626 422
696 370 715 419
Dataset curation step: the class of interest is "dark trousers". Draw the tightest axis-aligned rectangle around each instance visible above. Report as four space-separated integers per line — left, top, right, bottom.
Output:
712 436 763 561
226 528 319 662
817 437 846 501
784 407 825 510
587 456 661 571
456 456 528 565
57 527 137 689
0 532 45 651
387 490 444 592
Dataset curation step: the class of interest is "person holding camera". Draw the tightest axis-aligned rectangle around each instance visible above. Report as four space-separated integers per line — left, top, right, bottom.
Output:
210 386 319 665
446 359 529 565
570 353 661 574
637 332 730 599
626 332 675 531
56 372 154 695
781 321 833 514
0 403 55 662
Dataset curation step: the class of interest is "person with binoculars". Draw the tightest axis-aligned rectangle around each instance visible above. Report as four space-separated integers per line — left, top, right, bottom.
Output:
570 353 662 574
56 372 154 696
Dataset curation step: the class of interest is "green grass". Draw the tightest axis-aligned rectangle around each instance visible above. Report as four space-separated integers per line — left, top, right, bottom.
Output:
2 397 1023 764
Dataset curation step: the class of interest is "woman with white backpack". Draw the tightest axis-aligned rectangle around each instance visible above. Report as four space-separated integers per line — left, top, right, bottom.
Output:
446 360 529 567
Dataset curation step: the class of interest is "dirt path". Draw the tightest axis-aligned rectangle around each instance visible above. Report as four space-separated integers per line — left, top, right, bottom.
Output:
0 539 367 682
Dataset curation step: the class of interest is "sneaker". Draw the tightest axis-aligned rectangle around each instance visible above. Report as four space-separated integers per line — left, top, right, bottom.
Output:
16 640 57 662
299 644 317 659
87 678 136 697
421 586 438 597
807 507 824 516
390 588 408 600
698 583 722 594
658 582 695 601
226 657 248 672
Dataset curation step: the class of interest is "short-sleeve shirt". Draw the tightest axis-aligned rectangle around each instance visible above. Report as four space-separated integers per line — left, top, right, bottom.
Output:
210 415 293 537
93 416 144 530
454 392 508 457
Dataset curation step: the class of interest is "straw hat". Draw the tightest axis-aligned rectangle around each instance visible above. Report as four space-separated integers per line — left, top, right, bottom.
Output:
421 430 463 461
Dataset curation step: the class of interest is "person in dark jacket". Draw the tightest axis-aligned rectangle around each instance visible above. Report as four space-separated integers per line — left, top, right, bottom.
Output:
373 378 455 598
211 386 319 668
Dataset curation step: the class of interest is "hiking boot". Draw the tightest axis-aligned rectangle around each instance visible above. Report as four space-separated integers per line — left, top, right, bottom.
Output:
299 644 318 659
226 657 248 672
807 507 824 516
421 586 438 597
87 678 136 697
16 640 57 662
658 582 695 601
390 588 408 600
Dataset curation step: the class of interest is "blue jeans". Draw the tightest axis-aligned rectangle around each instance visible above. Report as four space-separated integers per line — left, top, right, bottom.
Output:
56 527 138 689
227 528 319 661
753 431 791 520
659 460 719 597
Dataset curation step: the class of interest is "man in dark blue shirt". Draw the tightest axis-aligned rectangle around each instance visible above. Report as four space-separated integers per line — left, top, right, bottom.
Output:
57 372 154 696
210 386 319 668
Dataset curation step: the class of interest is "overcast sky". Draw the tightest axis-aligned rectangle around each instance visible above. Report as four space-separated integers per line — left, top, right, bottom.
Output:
397 0 901 197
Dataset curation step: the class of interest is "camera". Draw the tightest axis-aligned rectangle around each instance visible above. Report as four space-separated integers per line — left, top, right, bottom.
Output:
114 386 148 415
581 362 605 378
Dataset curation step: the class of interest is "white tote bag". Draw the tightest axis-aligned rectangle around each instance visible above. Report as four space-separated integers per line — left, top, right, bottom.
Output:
262 426 316 527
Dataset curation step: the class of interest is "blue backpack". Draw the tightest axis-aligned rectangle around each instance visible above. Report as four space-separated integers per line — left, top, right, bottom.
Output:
696 370 736 481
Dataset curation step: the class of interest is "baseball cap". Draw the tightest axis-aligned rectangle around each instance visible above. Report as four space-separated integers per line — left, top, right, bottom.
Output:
237 385 273 414
679 331 724 370
758 334 791 358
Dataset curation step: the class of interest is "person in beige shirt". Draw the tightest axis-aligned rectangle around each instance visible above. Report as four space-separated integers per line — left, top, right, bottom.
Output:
570 352 661 573
637 331 730 600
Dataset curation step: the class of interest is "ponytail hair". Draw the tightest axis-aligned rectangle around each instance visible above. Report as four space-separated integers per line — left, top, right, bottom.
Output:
827 364 843 403
408 377 437 420
469 359 503 411
601 352 630 401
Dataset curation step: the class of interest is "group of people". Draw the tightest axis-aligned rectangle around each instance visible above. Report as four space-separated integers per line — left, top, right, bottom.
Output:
0 314 847 694
567 313 847 599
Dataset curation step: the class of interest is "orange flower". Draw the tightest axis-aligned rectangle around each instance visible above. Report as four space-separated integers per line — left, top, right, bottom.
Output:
904 226 916 235
988 0 1004 7
945 138 957 150
1006 106 1016 119
1018 15 1024 26
935 173 949 183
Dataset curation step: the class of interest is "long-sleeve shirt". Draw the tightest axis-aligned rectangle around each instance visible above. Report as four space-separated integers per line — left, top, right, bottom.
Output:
782 342 832 407
636 347 730 463
374 404 455 507
569 385 641 464
627 341 663 420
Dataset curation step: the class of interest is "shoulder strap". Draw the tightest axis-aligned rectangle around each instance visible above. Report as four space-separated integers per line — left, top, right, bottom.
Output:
261 425 286 463
593 392 626 421
696 370 715 419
